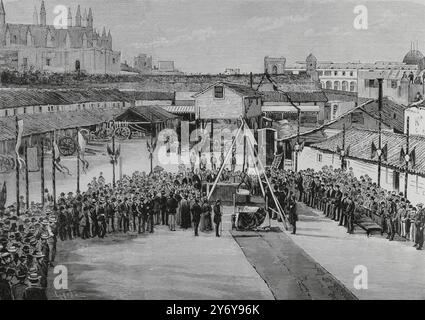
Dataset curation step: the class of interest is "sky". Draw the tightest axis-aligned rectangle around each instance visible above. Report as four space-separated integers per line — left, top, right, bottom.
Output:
3 0 425 73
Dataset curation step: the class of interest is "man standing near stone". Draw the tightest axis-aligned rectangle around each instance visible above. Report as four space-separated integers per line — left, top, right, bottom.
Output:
213 199 222 237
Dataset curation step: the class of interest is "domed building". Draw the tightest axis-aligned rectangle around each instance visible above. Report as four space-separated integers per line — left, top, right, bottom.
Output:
403 49 425 69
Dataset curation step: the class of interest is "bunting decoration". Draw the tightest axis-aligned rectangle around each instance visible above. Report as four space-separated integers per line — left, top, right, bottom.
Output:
371 141 377 159
400 147 416 167
0 182 6 209
53 140 71 175
382 144 388 162
400 147 405 164
107 143 121 164
78 131 89 173
15 119 25 169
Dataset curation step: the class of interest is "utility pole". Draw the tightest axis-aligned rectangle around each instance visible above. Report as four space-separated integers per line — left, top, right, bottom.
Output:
112 121 116 188
24 141 29 210
51 131 56 208
341 123 346 170
76 128 80 194
15 116 20 216
377 78 383 187
404 117 410 198
294 109 301 172
40 137 45 206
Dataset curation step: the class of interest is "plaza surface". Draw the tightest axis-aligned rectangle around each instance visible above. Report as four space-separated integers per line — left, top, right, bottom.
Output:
48 227 274 300
286 202 425 300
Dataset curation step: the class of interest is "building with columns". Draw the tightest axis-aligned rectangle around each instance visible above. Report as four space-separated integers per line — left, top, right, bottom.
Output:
0 0 121 74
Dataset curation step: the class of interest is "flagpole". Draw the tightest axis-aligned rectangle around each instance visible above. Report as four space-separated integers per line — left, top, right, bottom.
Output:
40 137 45 206
15 116 20 216
341 123 346 170
405 117 410 198
112 121 116 188
51 131 56 208
25 141 29 210
377 78 383 187
76 128 80 194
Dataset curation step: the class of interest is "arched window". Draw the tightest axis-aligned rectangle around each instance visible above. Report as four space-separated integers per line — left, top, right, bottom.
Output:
333 81 340 90
342 81 348 91
272 65 278 75
321 82 325 89
326 81 332 89
350 81 356 92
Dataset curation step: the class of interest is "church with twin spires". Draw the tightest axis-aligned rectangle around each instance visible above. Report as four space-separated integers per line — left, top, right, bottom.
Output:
0 0 121 74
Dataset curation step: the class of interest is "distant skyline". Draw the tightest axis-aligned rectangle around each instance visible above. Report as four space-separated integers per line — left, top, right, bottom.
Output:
3 0 425 73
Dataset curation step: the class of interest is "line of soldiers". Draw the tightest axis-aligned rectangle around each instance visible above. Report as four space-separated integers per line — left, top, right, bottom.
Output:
0 204 56 300
47 169 224 242
266 166 425 249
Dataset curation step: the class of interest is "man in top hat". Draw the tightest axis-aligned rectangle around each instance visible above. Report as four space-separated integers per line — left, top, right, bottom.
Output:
11 270 28 300
167 191 178 231
414 203 425 250
23 272 47 300
192 198 202 237
213 199 222 237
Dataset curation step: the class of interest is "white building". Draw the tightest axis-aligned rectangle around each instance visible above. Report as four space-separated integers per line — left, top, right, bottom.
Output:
298 128 425 205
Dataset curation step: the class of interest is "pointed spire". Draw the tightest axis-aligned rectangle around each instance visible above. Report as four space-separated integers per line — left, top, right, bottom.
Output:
75 5 81 27
108 29 112 39
67 7 72 27
33 6 38 25
83 8 87 27
0 0 6 25
40 0 46 26
87 7 93 28
102 26 106 37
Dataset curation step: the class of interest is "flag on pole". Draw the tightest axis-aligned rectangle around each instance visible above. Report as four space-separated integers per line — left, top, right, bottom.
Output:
15 119 25 169
53 140 71 175
0 182 6 209
78 131 89 173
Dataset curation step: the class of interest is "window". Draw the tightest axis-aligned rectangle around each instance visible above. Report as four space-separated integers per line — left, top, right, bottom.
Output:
342 71 346 76
326 81 332 89
334 71 338 76
342 81 348 91
332 105 338 119
23 58 28 67
334 81 340 90
5 110 8 116
366 79 378 88
317 153 323 162
350 81 356 92
46 58 51 66
214 86 224 99
324 71 331 76
13 109 17 115
23 107 27 114
318 71 323 76
350 71 354 77
391 80 398 88
113 58 116 64
38 106 42 113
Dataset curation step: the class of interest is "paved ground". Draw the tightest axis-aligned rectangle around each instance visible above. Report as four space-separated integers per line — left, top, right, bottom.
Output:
231 229 356 300
48 226 274 300
286 202 425 300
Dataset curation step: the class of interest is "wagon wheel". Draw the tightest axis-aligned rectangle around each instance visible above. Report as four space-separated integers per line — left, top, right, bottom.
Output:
114 127 131 140
58 137 77 156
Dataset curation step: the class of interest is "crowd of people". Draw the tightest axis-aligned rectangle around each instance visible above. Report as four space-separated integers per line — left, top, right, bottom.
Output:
0 168 231 300
2 159 425 300
264 165 425 249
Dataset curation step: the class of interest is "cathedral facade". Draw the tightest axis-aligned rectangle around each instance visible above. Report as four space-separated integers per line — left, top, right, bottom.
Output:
0 1 121 74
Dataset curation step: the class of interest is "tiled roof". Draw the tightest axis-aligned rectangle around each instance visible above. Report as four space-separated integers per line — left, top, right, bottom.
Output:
115 106 178 123
311 128 425 176
0 108 120 141
223 82 261 97
0 88 129 110
123 91 175 101
323 89 358 102
261 90 327 103
359 97 406 133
